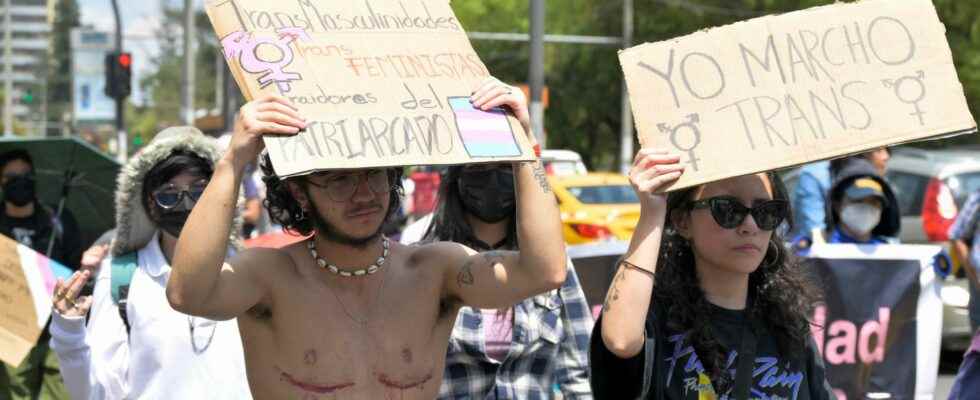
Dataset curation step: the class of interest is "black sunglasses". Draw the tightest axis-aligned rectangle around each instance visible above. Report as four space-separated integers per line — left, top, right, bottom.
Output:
687 196 788 231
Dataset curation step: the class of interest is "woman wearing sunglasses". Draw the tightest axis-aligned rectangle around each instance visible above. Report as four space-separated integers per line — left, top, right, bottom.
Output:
47 127 252 399
589 149 834 399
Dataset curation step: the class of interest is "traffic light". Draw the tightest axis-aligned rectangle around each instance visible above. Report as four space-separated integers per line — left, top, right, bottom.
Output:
20 89 33 104
105 52 132 100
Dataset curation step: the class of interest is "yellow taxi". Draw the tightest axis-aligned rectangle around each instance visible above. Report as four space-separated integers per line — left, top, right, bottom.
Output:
551 173 640 244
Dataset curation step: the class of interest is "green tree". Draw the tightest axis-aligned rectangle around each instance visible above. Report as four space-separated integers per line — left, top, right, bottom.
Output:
136 2 220 136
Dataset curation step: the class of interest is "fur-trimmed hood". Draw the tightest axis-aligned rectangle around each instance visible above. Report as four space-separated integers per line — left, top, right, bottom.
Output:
110 126 243 256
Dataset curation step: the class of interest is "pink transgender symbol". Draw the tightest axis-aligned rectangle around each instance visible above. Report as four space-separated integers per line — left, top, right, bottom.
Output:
221 27 312 93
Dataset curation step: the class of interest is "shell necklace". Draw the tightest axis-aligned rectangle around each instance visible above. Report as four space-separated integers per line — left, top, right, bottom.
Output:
307 237 390 277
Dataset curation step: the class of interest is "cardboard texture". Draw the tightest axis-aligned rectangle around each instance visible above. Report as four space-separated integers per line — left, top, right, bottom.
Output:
0 236 40 367
205 0 535 177
620 0 977 190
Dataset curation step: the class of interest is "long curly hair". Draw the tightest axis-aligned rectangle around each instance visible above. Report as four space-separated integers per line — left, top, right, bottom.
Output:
259 152 404 236
654 171 819 391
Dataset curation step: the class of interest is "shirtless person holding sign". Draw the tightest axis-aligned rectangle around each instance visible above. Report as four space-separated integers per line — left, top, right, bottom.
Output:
166 78 566 399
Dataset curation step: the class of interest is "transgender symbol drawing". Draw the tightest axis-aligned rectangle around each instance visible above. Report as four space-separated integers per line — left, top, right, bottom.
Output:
882 70 927 126
221 27 312 93
657 113 702 171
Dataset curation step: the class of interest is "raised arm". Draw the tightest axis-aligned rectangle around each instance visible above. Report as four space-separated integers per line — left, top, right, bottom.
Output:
167 95 305 320
439 78 566 309
600 149 684 359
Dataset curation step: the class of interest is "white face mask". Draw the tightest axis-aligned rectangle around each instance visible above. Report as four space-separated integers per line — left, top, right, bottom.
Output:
840 203 882 235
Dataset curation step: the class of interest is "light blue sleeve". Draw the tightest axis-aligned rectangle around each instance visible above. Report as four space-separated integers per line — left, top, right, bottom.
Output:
792 168 828 237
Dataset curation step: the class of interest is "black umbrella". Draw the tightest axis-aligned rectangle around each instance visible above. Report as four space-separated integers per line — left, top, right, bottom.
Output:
0 137 120 251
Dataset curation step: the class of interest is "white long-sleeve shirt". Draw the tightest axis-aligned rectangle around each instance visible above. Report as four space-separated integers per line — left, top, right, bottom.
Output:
49 234 252 399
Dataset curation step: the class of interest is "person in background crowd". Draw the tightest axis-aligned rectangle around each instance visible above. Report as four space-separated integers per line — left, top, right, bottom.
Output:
416 164 593 399
797 159 900 248
47 127 252 399
790 160 831 247
948 185 980 400
590 149 834 399
829 147 890 179
0 149 82 400
0 149 83 269
792 147 891 249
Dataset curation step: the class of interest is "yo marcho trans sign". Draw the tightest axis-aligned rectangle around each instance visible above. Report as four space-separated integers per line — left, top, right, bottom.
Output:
621 0 977 190
206 0 535 177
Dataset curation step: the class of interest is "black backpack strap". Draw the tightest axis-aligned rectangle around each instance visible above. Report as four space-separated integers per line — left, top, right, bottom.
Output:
732 320 759 400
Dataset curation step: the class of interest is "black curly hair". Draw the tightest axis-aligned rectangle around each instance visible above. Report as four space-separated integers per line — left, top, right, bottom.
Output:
654 171 819 392
259 152 404 237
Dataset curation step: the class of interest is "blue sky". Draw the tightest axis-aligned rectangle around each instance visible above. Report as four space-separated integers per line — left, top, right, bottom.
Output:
76 0 198 104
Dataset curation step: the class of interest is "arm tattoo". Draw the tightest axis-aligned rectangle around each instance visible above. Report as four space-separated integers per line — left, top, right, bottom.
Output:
457 261 475 286
456 251 509 287
603 266 628 312
530 162 552 193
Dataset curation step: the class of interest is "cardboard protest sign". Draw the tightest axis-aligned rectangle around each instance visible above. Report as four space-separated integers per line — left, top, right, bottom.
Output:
620 0 977 190
0 234 72 366
205 0 535 177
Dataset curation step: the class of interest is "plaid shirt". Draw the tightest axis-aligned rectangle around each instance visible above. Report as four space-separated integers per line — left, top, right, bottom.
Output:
950 191 980 326
951 191 980 272
439 261 594 400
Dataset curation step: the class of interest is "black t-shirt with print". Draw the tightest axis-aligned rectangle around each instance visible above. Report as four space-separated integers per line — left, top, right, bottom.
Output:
590 304 836 400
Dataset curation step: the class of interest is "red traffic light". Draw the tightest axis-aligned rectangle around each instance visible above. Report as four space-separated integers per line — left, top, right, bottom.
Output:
118 53 132 68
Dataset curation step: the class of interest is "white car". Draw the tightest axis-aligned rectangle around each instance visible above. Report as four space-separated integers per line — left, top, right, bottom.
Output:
541 149 587 176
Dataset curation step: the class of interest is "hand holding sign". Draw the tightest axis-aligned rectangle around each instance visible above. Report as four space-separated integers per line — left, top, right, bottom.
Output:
629 149 685 212
52 271 92 318
470 78 532 138
228 95 306 170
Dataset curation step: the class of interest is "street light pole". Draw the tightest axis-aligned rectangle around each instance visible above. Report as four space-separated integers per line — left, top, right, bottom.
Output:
619 0 635 174
110 0 126 162
183 0 195 126
3 0 13 137
528 0 545 146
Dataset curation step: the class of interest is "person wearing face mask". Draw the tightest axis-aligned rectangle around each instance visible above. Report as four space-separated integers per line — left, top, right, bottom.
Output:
0 149 83 270
412 164 594 399
46 127 252 400
0 149 82 400
807 159 900 246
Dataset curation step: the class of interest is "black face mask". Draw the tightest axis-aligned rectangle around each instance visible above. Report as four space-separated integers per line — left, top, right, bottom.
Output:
153 209 192 238
457 168 515 224
3 175 36 207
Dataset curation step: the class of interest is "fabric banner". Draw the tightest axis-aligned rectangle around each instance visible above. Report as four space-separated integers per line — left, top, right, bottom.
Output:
0 234 73 366
805 244 944 400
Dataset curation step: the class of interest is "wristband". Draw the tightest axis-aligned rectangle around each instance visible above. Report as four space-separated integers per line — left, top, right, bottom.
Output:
621 260 655 278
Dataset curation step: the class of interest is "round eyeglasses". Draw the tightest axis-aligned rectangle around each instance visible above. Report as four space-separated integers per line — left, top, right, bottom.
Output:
306 170 393 203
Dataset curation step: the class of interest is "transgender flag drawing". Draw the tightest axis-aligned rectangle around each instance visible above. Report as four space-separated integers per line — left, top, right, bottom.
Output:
449 97 523 158
0 234 73 365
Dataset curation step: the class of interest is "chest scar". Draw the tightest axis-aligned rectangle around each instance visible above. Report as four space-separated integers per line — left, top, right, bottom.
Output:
277 367 354 394
376 370 434 390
